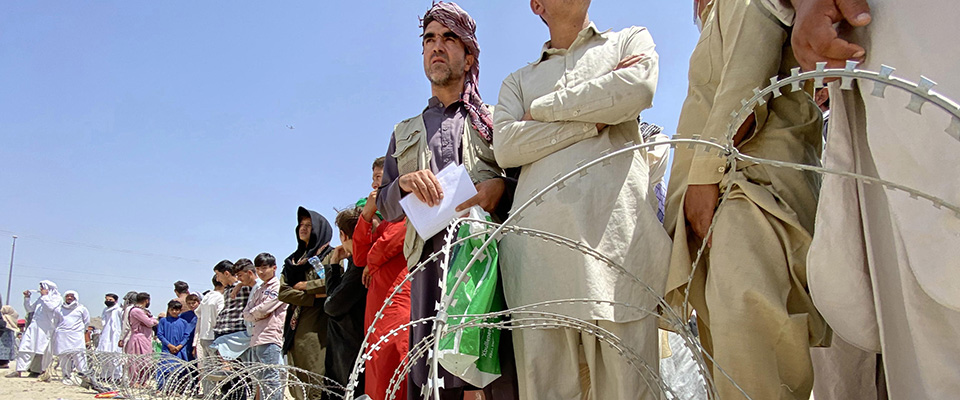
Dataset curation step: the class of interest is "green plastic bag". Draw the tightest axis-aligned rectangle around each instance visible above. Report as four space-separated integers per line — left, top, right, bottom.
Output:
438 207 505 388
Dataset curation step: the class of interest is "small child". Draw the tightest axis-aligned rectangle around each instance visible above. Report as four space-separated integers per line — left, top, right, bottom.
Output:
242 253 287 400
156 300 189 389
324 207 368 396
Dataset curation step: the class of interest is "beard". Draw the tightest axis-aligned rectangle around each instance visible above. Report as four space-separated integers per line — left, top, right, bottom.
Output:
426 60 465 87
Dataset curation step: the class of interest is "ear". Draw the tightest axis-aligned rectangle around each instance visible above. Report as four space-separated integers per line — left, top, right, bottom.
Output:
530 0 544 17
464 53 476 73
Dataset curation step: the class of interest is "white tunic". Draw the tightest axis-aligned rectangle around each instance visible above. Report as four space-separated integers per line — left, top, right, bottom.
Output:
52 302 90 355
96 305 123 353
17 292 60 355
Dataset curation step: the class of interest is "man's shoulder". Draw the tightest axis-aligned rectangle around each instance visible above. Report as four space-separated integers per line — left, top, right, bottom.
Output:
392 114 425 135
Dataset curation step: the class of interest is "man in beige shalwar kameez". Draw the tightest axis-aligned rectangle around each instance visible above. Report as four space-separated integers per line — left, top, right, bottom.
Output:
789 0 960 398
663 0 828 399
493 1 670 398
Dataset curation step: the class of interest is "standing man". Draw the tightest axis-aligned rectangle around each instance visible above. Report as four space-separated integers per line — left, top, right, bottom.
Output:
663 0 826 399
376 3 518 399
195 275 225 360
790 0 960 398
492 1 668 398
6 281 60 378
97 293 123 382
173 281 190 304
244 253 287 400
53 290 91 385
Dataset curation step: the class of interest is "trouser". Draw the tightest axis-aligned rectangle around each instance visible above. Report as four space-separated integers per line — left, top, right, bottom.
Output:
701 197 815 400
59 350 88 379
15 351 50 373
512 318 658 400
288 346 326 400
98 351 123 382
251 344 283 400
197 339 216 396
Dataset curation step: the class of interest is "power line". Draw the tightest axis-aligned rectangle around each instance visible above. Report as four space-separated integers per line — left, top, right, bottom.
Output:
0 229 211 264
12 272 171 291
13 263 173 285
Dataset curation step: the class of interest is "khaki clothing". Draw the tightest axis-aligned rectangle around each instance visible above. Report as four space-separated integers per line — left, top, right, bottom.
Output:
810 333 884 400
512 318 658 400
493 23 668 400
494 23 669 324
390 106 503 269
807 0 960 397
663 1 825 399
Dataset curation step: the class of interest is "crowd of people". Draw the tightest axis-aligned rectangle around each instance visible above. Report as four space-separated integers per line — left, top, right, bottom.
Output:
3 0 958 399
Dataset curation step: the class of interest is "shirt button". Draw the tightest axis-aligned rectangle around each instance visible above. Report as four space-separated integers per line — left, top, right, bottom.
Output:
717 166 725 173
551 138 558 145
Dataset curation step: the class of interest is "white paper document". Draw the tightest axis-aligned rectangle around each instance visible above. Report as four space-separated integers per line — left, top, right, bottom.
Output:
400 163 478 239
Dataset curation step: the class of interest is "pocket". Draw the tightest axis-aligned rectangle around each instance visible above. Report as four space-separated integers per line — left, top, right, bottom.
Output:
393 130 422 174
688 22 718 87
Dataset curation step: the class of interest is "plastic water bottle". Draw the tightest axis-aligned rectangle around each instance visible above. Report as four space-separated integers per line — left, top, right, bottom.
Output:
307 256 325 280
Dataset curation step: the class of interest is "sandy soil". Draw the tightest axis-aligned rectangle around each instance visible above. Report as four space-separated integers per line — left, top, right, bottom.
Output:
0 370 98 400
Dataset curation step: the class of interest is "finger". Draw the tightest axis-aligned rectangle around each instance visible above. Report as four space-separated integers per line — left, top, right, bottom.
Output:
456 194 481 212
837 0 871 26
411 178 430 204
423 172 443 206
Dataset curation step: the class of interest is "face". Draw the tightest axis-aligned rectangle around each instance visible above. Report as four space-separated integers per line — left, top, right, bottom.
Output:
186 300 199 310
531 0 591 26
371 167 383 190
238 269 258 287
215 270 234 286
64 293 76 304
339 231 353 254
298 217 312 244
255 264 277 281
422 21 473 88
167 307 181 318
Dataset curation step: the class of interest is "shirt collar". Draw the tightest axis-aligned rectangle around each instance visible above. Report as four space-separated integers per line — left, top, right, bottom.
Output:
533 22 607 65
425 96 465 112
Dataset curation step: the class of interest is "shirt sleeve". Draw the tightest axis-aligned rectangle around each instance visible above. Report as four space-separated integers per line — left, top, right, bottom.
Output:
493 71 600 168
688 0 789 185
245 287 284 321
529 27 659 127
358 219 406 276
278 275 320 307
377 134 408 222
324 259 367 318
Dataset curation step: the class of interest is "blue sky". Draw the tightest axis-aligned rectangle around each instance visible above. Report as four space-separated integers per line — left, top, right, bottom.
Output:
0 1 699 316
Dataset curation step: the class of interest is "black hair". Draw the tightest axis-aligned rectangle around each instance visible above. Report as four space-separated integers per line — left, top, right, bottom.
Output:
213 259 235 274
136 292 151 303
373 156 386 170
254 253 277 268
212 275 223 288
174 281 189 294
167 300 182 310
335 207 362 238
185 294 200 304
233 258 255 273
105 293 119 301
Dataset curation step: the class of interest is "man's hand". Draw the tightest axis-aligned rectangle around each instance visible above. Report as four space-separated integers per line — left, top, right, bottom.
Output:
456 178 506 213
362 267 372 288
399 170 443 207
684 184 721 247
362 190 379 222
791 0 871 71
119 340 125 348
615 54 644 70
293 281 308 291
330 246 349 264
23 290 31 297
167 344 177 353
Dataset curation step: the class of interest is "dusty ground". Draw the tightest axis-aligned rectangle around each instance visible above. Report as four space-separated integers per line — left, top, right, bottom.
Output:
0 370 97 400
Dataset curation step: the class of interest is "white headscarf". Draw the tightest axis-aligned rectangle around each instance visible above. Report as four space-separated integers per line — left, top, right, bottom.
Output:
39 280 62 305
62 290 80 310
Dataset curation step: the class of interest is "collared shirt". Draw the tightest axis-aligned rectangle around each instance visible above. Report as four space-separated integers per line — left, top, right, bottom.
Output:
243 276 286 347
214 284 252 337
492 23 670 322
379 98 466 242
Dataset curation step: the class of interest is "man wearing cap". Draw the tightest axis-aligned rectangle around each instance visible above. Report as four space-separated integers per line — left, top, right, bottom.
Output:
492 0 669 398
376 3 518 399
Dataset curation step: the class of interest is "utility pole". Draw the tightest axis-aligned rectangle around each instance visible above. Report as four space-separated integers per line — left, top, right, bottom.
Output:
5 235 17 307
